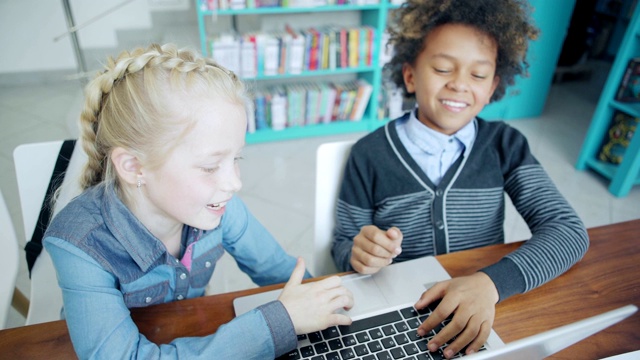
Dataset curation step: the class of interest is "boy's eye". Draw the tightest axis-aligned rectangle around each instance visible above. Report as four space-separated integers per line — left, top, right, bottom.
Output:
434 68 451 74
473 74 487 79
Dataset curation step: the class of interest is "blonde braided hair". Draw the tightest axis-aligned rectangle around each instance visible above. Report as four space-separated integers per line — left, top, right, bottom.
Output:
79 43 249 191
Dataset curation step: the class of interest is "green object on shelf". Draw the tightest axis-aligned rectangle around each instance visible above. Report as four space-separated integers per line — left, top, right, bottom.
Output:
576 4 640 197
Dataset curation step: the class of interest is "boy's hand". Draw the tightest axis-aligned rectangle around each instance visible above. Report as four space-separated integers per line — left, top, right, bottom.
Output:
415 272 499 359
350 225 403 274
279 258 354 334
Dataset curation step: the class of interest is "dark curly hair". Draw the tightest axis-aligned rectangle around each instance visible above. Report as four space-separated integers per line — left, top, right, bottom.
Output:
386 0 539 102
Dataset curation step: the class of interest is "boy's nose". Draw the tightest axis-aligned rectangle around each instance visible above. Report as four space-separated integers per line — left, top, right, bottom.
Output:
447 75 469 92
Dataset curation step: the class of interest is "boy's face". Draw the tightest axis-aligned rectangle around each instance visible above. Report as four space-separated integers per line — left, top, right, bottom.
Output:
403 24 499 135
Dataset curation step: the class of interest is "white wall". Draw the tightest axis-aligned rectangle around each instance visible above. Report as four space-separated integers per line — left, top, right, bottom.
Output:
0 1 76 73
0 0 155 75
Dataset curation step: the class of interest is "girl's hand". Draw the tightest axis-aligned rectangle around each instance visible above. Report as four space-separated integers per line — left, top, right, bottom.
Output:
350 226 403 274
415 272 499 359
278 258 354 334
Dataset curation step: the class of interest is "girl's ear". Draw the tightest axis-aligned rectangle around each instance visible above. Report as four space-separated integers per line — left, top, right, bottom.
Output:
111 147 142 187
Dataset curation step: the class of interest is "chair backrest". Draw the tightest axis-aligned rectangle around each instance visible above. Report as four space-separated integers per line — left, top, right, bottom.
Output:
313 140 355 277
0 189 20 329
13 140 85 325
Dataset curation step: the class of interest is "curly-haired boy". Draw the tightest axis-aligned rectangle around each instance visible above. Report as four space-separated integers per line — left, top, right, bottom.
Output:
332 0 589 357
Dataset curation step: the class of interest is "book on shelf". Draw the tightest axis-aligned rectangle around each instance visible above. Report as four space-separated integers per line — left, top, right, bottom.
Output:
615 57 640 102
598 110 640 164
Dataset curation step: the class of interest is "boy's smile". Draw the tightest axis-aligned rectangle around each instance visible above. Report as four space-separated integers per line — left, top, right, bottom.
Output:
402 23 500 135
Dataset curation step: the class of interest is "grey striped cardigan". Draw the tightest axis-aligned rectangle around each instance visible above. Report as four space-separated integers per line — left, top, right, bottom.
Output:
332 115 589 301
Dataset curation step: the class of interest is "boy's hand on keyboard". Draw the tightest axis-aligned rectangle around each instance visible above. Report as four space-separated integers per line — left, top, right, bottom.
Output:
414 272 499 359
350 225 403 274
279 257 354 334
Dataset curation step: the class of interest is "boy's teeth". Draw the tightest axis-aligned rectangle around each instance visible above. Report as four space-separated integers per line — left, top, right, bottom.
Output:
442 100 465 108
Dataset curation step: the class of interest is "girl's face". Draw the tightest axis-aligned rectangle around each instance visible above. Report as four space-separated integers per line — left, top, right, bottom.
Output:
140 98 246 231
402 24 500 135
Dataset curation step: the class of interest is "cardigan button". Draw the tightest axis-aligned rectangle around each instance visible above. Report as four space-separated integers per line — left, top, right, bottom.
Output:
435 189 443 197
435 220 444 230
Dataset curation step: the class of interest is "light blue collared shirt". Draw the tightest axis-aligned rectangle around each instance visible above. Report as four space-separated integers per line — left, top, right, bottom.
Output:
396 110 476 185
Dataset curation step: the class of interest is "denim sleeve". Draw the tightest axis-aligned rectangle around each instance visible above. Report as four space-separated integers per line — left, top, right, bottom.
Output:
221 196 313 282
45 237 296 359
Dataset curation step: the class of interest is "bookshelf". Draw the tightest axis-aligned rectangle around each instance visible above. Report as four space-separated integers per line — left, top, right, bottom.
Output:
195 0 575 145
576 6 640 197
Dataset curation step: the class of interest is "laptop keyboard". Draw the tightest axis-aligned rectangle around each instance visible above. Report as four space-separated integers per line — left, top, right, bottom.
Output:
277 302 487 360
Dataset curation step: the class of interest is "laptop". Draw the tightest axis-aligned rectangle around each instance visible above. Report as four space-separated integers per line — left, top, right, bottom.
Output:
233 256 637 360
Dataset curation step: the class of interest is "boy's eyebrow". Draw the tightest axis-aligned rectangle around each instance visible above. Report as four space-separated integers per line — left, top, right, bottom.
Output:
431 53 496 66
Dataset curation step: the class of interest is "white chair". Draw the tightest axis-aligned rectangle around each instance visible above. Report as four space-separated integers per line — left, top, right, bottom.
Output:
0 188 22 329
13 140 85 325
312 140 356 277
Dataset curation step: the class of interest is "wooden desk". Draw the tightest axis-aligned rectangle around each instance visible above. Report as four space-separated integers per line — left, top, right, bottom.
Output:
1 219 639 359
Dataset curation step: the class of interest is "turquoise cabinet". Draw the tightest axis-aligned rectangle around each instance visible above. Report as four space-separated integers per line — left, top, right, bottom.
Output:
576 6 640 197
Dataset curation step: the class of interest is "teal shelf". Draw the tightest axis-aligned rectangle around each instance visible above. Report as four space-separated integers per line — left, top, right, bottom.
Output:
246 65 377 81
198 4 381 15
246 119 371 144
576 6 640 197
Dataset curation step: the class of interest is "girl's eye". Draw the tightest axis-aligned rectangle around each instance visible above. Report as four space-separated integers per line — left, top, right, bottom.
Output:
202 167 219 174
234 156 244 163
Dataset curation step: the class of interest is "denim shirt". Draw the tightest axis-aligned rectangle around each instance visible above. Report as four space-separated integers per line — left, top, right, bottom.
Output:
44 183 301 359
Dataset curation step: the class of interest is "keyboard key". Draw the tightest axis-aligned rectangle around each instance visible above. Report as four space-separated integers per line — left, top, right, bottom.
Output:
394 321 409 333
297 334 307 341
393 333 409 345
389 347 406 359
338 311 402 335
362 355 376 360
300 345 314 357
369 328 383 339
407 318 421 329
367 340 383 353
339 348 356 359
322 327 340 340
407 329 422 341
380 337 396 349
376 350 393 360
342 335 357 346
325 352 340 360
381 325 396 336
354 344 369 356
400 307 418 319
308 332 323 343
403 343 419 355
276 349 300 359
328 339 343 351
310 356 325 360
416 339 429 352
356 331 371 343
314 342 329 354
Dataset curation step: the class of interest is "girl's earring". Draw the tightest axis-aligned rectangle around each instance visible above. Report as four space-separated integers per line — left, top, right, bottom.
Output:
137 179 142 189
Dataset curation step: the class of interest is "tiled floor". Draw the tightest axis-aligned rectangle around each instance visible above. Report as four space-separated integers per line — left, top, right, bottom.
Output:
2 59 639 329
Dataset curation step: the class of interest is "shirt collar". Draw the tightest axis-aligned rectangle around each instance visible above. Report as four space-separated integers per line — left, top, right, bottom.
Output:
101 183 176 271
405 109 477 155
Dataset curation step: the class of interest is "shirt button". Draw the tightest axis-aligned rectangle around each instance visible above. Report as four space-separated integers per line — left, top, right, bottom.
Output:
177 295 184 300
180 273 187 280
145 297 152 303
435 189 443 197
435 220 444 230
205 261 211 268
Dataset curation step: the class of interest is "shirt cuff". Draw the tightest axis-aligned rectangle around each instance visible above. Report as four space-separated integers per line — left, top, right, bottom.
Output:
479 257 526 302
257 300 297 357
